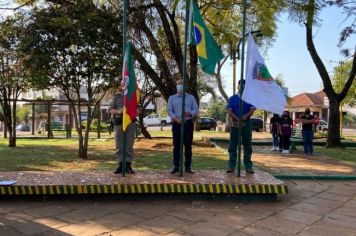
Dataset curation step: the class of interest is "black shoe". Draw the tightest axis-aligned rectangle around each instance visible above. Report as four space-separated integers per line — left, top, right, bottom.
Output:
246 169 255 174
226 169 234 173
170 167 179 174
114 163 122 174
185 168 194 174
126 162 135 174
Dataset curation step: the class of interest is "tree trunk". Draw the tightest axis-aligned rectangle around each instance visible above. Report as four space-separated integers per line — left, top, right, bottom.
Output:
82 103 94 160
76 101 86 159
139 113 151 139
216 60 229 102
4 122 7 138
326 97 342 147
10 100 17 147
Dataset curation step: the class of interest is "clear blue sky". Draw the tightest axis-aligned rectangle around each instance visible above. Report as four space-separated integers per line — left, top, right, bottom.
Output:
221 6 355 98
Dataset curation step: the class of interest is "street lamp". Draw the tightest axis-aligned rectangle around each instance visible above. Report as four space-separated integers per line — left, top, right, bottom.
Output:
230 30 262 94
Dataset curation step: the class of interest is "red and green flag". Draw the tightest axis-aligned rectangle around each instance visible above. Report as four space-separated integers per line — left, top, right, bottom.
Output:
122 42 139 131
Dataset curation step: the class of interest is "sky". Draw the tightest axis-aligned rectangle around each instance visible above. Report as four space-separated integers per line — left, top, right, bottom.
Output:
221 6 355 98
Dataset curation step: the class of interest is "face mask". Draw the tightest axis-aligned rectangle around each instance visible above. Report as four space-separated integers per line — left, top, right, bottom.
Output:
177 85 183 93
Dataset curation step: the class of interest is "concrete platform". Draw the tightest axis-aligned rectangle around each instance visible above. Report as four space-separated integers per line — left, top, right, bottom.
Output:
0 170 287 195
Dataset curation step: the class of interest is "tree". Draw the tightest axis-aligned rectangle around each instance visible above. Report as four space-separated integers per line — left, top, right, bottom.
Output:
288 0 356 147
332 60 356 107
207 99 227 122
17 106 31 127
22 0 121 159
0 13 29 147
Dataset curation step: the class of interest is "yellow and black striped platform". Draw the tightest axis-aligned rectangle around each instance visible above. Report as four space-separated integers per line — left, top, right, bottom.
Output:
0 170 287 196
0 183 287 195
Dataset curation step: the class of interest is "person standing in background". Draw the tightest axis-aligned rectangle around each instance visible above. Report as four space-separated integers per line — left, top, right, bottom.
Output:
300 108 315 155
270 114 280 151
278 111 293 154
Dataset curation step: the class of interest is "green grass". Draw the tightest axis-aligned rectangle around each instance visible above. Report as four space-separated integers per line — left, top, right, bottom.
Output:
313 146 356 167
0 137 227 172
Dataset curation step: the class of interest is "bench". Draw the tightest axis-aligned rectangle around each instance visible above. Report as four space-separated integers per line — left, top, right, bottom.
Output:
45 124 72 138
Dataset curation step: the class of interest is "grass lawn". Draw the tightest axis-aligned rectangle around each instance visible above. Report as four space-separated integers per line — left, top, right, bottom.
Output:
0 137 227 172
313 146 356 167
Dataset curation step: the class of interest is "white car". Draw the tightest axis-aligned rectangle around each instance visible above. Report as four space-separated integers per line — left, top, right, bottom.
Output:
317 119 328 131
143 114 171 126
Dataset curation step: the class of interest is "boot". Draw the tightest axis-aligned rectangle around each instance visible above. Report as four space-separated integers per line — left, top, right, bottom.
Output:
114 162 123 174
126 162 135 174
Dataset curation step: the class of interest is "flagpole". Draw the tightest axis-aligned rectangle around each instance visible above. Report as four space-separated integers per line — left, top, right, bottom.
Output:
122 0 129 177
178 0 191 177
236 0 247 178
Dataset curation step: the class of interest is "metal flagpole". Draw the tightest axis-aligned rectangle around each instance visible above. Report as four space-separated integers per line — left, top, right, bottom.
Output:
179 0 191 177
122 0 129 177
236 0 247 177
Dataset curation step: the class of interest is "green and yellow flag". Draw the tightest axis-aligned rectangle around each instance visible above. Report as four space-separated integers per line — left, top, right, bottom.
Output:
189 0 224 75
122 42 140 131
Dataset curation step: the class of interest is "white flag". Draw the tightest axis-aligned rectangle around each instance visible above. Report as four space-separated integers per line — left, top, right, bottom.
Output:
242 34 286 115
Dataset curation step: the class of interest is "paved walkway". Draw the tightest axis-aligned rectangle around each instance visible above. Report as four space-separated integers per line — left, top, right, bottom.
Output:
0 180 355 235
253 147 356 176
214 144 356 176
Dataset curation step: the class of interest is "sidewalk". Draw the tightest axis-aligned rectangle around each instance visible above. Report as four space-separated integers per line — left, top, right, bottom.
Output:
213 143 356 176
253 146 356 176
0 180 355 235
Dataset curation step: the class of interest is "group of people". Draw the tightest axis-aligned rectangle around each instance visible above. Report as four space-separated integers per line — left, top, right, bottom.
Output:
108 78 317 175
270 107 317 155
269 112 293 154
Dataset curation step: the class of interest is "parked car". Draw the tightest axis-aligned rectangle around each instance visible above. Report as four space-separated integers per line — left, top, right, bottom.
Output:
316 119 328 131
143 114 171 126
250 117 263 132
16 124 30 132
197 117 217 131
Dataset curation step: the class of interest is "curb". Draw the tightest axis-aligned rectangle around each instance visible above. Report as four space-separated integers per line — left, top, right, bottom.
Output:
273 175 356 180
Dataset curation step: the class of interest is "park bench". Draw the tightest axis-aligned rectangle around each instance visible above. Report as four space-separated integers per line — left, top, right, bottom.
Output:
43 123 72 138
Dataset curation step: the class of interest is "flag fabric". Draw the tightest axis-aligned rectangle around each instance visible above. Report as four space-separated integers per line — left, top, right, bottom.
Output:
242 34 286 115
122 42 139 131
188 0 224 75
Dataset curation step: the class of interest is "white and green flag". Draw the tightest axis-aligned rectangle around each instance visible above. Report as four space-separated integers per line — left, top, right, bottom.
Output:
242 34 286 115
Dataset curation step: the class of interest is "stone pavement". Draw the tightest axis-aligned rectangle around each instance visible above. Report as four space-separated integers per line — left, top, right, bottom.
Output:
1 180 355 235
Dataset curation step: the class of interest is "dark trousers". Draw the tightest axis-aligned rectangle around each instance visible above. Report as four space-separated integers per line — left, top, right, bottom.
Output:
281 135 291 151
302 130 314 154
278 134 283 151
172 120 194 169
228 119 253 170
272 132 279 148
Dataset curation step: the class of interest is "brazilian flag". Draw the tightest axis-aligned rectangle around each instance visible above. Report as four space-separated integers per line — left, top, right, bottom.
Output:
189 0 224 75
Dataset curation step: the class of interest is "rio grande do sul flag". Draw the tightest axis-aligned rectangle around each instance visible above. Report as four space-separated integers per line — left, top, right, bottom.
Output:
242 34 286 115
122 42 139 131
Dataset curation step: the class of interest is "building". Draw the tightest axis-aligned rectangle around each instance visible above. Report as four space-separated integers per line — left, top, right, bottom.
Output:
286 91 329 121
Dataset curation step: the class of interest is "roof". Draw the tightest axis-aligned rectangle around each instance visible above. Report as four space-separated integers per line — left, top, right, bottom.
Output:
289 91 326 107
